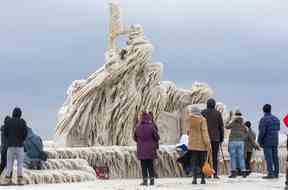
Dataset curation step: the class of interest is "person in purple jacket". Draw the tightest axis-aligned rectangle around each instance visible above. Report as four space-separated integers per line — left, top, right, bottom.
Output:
134 112 160 186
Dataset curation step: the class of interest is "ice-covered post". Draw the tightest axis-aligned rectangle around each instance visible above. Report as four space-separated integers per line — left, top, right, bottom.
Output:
108 0 124 50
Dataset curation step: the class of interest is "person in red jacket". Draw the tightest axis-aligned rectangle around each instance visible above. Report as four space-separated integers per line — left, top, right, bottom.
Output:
284 114 288 189
284 114 288 128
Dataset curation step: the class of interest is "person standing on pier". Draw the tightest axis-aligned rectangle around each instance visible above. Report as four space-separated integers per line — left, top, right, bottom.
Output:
3 108 28 185
188 106 212 185
258 104 280 179
134 112 159 186
202 98 224 179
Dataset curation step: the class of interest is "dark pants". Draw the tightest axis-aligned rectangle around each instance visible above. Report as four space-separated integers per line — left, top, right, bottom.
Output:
0 148 7 176
177 151 192 174
263 147 279 176
245 152 252 171
140 159 155 179
211 141 220 176
190 150 207 180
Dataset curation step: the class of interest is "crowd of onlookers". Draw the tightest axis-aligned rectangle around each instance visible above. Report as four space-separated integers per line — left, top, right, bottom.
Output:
134 99 286 186
0 108 46 186
0 102 286 187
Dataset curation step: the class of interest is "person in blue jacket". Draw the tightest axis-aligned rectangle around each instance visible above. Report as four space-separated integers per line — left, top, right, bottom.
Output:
257 104 280 179
23 127 46 170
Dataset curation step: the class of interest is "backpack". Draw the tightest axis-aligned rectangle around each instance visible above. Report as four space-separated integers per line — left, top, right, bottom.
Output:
94 166 110 179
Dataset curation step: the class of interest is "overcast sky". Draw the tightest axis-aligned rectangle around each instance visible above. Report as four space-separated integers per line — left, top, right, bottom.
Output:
0 0 287 139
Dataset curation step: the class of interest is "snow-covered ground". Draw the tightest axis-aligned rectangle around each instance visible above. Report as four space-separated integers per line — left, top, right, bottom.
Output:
0 174 285 190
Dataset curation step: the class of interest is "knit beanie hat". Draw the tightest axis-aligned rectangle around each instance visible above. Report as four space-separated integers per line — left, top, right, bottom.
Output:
190 106 202 116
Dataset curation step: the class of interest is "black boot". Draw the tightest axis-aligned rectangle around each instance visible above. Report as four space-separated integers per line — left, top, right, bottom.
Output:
241 171 247 178
213 175 220 179
201 177 206 184
200 173 206 184
192 176 197 185
262 175 274 179
229 171 237 178
236 168 241 176
150 178 154 186
140 179 148 186
246 170 252 176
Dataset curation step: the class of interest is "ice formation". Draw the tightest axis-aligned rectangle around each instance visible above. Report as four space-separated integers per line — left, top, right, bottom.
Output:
55 2 216 147
1 144 286 184
0 158 96 185
44 145 287 179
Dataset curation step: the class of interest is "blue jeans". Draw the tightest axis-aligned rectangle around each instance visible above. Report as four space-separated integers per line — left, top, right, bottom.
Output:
6 147 25 177
228 141 246 171
263 147 279 176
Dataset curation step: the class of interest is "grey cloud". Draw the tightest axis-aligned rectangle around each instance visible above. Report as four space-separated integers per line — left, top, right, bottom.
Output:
0 0 287 139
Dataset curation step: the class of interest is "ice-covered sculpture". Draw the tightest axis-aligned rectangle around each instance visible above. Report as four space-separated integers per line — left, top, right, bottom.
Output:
55 1 218 147
9 2 285 184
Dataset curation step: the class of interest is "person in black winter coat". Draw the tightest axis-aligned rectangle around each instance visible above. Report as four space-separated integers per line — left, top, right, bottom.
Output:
201 98 224 179
0 116 11 176
4 109 28 148
3 108 28 185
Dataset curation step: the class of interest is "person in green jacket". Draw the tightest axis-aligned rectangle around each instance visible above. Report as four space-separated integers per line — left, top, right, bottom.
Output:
226 110 248 178
244 121 259 176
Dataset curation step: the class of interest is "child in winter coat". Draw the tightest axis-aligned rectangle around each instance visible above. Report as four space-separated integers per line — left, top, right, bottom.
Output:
244 121 259 176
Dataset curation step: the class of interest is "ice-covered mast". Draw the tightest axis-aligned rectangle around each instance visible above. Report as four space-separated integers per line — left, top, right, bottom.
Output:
108 0 129 50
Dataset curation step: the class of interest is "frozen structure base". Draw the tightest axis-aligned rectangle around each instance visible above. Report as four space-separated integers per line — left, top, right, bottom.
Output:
45 145 287 179
1 145 286 184
0 159 96 185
